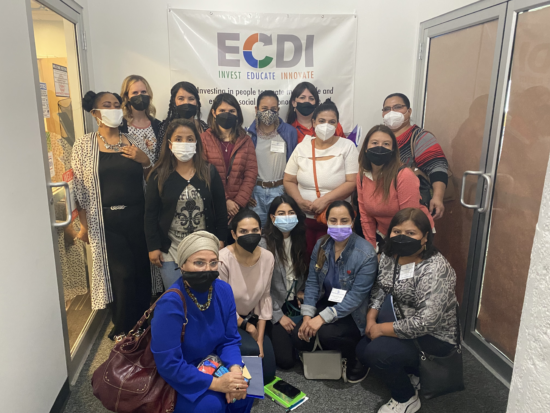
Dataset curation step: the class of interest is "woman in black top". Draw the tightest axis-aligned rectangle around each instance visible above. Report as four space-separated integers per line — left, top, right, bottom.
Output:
145 118 228 289
74 90 154 340
158 81 208 159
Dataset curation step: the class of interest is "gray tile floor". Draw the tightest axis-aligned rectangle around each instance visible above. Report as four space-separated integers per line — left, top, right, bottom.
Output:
64 318 509 413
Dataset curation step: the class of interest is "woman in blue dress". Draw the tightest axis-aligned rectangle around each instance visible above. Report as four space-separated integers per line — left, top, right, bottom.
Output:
151 231 253 413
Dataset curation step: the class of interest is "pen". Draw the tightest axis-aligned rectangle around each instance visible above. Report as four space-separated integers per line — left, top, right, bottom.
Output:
285 397 307 412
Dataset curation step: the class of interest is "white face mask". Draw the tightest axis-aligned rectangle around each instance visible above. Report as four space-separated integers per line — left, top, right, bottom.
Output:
315 123 336 141
171 141 196 162
383 111 406 130
95 109 124 128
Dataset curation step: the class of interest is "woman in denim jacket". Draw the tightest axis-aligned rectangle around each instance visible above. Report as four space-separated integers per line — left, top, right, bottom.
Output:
291 200 377 383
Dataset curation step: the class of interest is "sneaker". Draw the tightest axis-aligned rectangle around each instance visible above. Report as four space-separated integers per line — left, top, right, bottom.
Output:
344 360 370 384
378 392 421 413
408 374 421 390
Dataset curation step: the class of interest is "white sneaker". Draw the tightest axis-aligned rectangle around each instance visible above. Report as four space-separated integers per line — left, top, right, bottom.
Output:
378 391 421 413
408 374 421 390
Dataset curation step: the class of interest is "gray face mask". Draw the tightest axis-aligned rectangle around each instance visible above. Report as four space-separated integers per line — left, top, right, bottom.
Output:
257 109 278 126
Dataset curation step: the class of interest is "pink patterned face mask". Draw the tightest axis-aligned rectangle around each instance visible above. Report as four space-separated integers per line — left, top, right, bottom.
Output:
327 225 353 242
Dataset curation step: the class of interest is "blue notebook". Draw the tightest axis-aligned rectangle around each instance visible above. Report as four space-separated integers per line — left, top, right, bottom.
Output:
242 356 264 399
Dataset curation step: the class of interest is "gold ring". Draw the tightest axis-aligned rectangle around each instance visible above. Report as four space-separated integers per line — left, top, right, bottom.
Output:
236 386 240 390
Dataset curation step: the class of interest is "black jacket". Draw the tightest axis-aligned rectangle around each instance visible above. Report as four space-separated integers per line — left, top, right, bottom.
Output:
144 164 228 253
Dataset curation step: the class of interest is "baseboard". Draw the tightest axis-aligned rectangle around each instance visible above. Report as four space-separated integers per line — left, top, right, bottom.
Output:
50 378 70 413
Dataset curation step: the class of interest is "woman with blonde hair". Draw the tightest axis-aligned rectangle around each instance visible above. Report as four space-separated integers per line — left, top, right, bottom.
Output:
120 75 163 162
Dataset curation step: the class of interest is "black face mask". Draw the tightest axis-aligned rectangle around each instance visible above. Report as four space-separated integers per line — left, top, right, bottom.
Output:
174 103 197 119
236 233 262 253
366 146 393 166
295 102 316 117
388 234 423 257
130 95 150 111
216 112 238 129
180 270 219 293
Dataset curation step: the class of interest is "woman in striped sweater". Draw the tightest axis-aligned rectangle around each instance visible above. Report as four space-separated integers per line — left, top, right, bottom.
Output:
381 93 449 220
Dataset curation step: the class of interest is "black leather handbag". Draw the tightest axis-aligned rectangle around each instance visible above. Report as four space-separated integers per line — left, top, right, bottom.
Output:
391 259 465 399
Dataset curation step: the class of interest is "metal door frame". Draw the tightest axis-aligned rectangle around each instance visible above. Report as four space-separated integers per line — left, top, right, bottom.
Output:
25 0 105 384
413 0 513 385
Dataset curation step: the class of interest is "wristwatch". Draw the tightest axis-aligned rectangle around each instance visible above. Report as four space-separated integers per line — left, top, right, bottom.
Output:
240 313 253 330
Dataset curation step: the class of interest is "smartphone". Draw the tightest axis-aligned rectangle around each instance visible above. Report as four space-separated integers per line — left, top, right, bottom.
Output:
273 380 301 399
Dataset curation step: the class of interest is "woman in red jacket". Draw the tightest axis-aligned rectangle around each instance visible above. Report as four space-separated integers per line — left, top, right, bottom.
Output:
286 82 347 143
201 94 258 240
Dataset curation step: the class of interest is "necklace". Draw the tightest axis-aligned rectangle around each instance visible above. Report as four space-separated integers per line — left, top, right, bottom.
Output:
220 140 232 152
184 283 213 311
98 132 124 152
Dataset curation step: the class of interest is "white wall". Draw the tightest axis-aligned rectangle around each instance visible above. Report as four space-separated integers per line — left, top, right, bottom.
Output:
0 1 68 412
84 0 478 129
506 159 550 412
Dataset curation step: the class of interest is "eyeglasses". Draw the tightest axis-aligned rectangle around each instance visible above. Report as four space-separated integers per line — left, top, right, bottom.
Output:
191 260 221 270
382 104 407 113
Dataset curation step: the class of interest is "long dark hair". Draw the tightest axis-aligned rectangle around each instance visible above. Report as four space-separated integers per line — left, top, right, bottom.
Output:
358 124 402 201
263 195 307 279
316 200 355 269
164 81 203 126
286 82 320 124
382 207 437 259
207 93 246 143
149 118 210 194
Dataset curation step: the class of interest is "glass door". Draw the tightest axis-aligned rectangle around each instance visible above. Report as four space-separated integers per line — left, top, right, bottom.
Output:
471 0 550 371
415 3 513 382
416 0 550 385
29 0 104 382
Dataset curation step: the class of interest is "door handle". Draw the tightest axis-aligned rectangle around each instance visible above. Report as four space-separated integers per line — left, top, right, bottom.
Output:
49 181 73 228
460 171 492 213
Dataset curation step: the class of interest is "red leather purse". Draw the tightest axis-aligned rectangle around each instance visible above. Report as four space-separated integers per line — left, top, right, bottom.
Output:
92 288 188 413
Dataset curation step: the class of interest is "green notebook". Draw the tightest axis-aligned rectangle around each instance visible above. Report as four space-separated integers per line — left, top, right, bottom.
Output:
264 377 306 409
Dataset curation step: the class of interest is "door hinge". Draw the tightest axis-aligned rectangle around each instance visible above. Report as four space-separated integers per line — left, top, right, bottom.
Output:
82 28 87 51
418 42 423 60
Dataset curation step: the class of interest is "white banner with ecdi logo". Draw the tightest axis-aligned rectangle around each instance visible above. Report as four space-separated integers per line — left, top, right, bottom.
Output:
168 9 357 133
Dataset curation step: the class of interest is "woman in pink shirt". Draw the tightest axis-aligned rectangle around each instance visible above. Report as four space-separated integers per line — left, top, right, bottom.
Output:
357 125 434 249
218 208 276 384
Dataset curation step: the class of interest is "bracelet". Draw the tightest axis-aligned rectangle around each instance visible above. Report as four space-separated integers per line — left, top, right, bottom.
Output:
240 318 248 331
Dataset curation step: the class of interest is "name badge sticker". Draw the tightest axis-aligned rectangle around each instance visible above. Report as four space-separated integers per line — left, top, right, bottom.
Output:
399 263 415 281
271 141 285 153
328 288 347 303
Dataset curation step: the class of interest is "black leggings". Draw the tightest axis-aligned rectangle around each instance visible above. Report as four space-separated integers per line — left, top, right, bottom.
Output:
266 300 301 370
103 207 152 334
291 308 361 363
238 327 276 385
266 321 298 370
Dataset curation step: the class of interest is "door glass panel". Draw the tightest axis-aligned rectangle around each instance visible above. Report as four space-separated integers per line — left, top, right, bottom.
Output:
30 0 92 353
476 4 550 361
423 20 499 303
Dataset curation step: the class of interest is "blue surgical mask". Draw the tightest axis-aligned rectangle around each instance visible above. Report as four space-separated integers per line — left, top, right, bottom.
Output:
273 215 299 233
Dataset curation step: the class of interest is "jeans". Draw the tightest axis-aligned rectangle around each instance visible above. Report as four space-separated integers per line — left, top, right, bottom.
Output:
238 327 277 385
251 185 285 228
158 261 180 290
356 335 455 402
